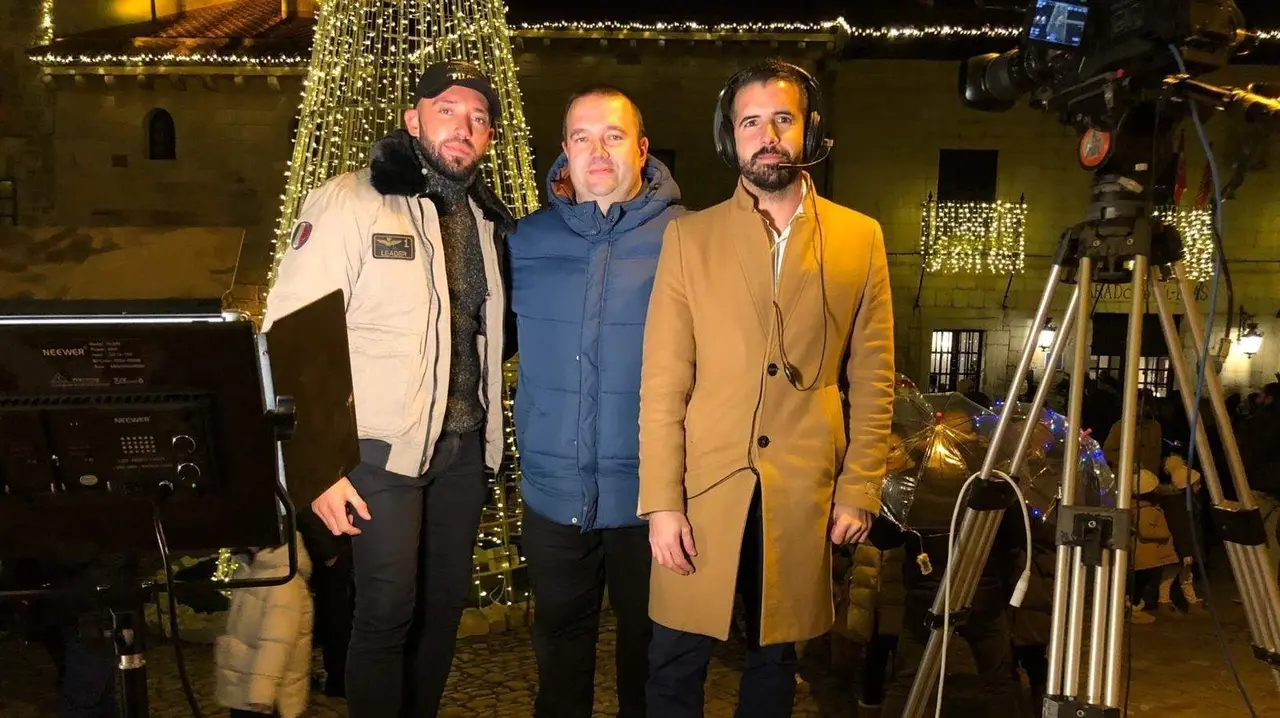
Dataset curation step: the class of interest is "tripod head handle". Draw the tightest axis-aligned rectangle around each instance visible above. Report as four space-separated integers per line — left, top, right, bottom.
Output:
1167 75 1280 125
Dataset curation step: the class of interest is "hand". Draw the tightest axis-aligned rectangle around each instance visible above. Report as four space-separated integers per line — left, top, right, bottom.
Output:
830 504 873 546
311 477 370 536
247 705 275 715
648 510 697 575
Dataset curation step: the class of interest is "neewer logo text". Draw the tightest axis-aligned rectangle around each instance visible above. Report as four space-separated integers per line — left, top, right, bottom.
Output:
42 348 86 357
114 417 150 424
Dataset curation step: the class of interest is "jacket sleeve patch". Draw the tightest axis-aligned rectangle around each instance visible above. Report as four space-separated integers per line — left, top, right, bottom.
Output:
371 233 415 260
289 221 313 250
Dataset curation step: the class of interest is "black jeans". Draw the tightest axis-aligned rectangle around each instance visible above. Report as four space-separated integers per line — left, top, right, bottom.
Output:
345 431 487 718
523 506 652 718
860 633 898 706
297 510 354 696
646 484 798 718
42 623 115 718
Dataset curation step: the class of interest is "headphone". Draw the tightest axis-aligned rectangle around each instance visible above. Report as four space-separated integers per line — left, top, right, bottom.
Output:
713 59 830 169
710 61 835 392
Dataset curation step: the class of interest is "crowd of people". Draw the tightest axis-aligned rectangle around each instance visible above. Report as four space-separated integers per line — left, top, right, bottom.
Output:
829 375 1280 716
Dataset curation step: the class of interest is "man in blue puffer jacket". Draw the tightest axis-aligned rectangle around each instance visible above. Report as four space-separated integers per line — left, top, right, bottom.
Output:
509 85 684 718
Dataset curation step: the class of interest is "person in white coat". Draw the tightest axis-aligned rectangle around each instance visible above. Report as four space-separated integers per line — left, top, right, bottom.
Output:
215 537 314 718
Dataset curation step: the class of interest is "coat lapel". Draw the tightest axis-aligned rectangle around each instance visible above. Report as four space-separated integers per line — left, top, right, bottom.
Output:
776 210 817 326
729 182 773 337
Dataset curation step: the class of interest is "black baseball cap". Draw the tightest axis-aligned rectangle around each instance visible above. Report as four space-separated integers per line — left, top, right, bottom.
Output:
413 61 501 123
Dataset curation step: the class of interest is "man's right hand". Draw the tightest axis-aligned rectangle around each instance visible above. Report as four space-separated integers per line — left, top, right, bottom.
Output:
649 510 697 575
312 477 371 536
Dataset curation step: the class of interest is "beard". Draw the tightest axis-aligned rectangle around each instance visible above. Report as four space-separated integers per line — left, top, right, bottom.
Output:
739 146 801 193
419 134 482 184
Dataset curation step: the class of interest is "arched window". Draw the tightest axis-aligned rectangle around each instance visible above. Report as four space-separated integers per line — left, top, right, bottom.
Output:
145 109 176 160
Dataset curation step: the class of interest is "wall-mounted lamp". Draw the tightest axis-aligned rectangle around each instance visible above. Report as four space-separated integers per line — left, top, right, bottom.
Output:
1038 319 1057 352
1238 308 1264 358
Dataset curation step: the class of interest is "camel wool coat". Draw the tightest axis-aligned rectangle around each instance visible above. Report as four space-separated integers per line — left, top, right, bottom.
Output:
638 178 895 645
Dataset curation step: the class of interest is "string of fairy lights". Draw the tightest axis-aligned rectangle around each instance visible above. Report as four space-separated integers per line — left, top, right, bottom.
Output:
265 0 540 297
27 5 1280 69
1154 205 1216 282
917 200 1213 279
35 0 55 47
919 196 1028 275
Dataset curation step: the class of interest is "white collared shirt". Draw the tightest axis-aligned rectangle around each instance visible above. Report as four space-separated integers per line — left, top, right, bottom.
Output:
765 178 809 288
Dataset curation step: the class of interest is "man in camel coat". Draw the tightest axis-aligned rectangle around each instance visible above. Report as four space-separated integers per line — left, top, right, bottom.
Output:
638 59 895 717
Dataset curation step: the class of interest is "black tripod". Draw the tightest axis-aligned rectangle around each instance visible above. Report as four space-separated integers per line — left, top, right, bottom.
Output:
903 91 1280 717
112 604 150 718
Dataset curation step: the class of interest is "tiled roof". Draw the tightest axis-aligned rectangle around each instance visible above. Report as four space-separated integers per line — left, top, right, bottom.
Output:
72 0 312 41
29 0 1280 67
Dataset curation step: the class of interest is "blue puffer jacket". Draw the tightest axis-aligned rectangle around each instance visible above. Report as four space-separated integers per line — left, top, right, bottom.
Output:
510 154 684 530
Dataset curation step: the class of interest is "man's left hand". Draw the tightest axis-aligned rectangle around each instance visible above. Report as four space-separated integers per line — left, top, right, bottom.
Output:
830 504 873 546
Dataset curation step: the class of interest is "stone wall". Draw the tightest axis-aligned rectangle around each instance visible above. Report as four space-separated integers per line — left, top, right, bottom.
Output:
46 75 302 285
830 59 1280 399
19 44 1280 396
0 0 54 226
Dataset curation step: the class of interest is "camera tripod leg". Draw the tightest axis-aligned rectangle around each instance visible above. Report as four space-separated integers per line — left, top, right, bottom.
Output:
1104 255 1148 705
1153 264 1280 687
902 264 1071 718
111 607 148 718
1041 259 1147 715
1050 261 1094 699
1151 279 1277 648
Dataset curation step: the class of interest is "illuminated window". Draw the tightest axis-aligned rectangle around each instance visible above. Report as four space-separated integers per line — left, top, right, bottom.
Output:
1090 314 1179 397
930 329 985 393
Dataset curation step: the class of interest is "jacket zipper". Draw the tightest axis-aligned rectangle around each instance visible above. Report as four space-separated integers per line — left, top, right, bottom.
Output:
413 197 444 472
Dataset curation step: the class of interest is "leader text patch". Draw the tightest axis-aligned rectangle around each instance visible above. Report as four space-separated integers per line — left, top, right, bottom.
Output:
372 233 415 260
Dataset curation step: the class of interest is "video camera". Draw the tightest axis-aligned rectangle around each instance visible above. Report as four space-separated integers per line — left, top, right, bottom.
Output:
962 0 1255 127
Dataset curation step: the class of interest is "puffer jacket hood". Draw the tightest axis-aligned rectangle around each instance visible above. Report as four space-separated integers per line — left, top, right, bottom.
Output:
544 153 681 240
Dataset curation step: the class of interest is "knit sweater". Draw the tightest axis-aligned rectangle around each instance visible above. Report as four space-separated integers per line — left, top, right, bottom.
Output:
418 148 487 435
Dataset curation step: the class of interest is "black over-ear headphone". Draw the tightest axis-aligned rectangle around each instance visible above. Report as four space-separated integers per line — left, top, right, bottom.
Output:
712 59 827 168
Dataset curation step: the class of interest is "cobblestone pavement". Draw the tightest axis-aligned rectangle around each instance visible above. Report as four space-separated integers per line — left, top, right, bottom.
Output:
4 575 1280 717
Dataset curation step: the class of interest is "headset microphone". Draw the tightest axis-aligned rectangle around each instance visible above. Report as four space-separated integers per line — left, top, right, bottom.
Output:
778 139 834 169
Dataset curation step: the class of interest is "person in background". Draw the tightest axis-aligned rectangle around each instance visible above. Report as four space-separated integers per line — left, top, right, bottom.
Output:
1103 391 1163 476
509 85 684 718
215 537 314 718
1010 517 1057 714
1131 469 1180 624
1155 454 1206 613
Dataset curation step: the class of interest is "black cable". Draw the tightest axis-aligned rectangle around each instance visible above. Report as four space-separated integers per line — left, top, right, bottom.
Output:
154 507 203 718
774 187 831 391
1168 43 1257 718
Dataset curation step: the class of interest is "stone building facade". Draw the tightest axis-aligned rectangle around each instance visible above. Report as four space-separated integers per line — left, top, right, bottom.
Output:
7 1 1280 399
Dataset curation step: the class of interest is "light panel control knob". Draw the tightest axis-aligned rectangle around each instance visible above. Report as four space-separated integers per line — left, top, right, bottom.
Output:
172 434 197 456
176 462 202 486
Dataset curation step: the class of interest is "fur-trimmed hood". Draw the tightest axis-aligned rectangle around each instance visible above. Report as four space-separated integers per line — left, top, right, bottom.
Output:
369 129 515 236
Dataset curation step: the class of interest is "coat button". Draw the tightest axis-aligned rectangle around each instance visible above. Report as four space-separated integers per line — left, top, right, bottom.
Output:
767 363 779 376
757 435 770 448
